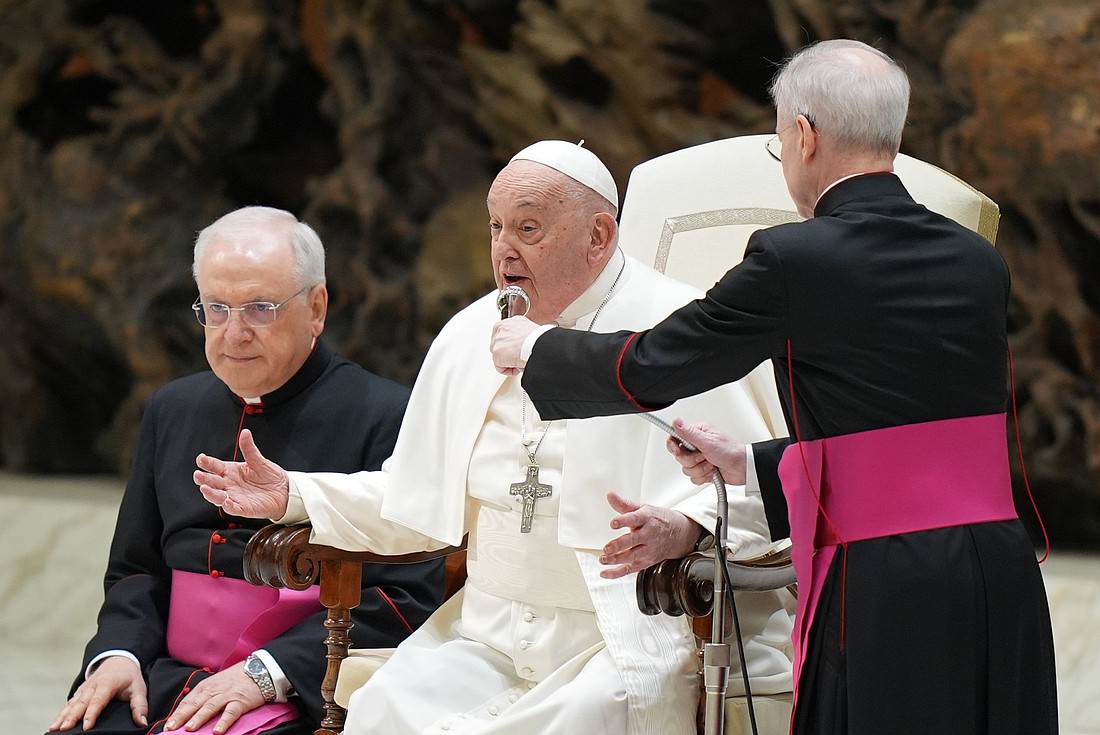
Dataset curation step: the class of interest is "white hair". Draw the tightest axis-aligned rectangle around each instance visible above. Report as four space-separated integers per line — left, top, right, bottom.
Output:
192 206 326 287
769 39 910 157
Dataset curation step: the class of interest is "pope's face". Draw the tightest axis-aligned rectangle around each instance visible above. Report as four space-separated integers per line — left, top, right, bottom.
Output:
487 161 601 325
196 229 326 398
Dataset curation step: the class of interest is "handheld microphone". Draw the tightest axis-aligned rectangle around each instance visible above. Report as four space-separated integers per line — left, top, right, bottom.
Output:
496 285 531 320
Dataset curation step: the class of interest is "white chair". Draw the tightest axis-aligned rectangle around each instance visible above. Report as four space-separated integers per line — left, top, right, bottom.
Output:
618 135 999 290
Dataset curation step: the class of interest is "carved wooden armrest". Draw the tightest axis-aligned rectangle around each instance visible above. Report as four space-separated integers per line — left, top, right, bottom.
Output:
243 524 467 735
636 543 796 619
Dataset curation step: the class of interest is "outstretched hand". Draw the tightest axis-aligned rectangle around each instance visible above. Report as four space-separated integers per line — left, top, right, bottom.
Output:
598 492 700 579
666 418 747 486
194 429 291 519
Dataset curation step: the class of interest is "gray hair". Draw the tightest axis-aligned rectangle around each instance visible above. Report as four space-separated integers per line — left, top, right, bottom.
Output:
556 175 620 250
192 206 326 287
559 175 618 218
768 39 910 157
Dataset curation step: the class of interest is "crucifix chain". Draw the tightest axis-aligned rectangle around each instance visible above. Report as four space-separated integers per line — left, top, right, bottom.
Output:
508 255 625 533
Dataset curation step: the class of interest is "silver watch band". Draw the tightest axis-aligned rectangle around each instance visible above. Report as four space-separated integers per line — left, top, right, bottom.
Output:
244 654 277 703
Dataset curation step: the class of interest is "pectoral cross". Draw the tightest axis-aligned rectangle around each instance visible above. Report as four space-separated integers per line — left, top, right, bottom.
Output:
509 463 553 533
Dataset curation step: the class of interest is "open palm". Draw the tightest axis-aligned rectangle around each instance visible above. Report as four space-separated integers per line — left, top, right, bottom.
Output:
194 428 291 519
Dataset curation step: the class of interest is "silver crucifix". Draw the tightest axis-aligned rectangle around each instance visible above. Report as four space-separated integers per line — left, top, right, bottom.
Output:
509 463 552 533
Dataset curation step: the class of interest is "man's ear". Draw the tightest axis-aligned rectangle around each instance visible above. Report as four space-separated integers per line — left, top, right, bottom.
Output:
309 283 328 337
796 113 818 162
588 212 618 265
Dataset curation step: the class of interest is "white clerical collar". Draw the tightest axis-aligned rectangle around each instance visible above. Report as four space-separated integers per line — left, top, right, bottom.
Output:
556 247 626 328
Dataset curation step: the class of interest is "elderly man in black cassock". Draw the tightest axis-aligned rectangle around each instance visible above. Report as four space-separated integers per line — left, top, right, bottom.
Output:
49 206 443 735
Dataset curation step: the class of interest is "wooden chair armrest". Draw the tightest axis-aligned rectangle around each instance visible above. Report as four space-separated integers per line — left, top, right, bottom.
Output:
243 523 466 590
636 544 796 618
242 524 467 735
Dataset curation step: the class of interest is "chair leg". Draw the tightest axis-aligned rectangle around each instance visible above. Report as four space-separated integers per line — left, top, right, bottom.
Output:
317 559 362 734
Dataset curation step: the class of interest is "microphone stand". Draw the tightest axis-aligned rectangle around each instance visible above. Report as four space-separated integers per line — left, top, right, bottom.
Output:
702 470 730 735
638 413 729 735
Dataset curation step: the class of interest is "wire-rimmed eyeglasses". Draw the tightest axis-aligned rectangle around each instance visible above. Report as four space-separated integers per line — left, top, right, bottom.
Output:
192 287 309 328
765 114 816 162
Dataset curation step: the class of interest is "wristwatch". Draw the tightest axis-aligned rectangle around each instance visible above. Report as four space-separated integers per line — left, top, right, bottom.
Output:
693 526 716 553
243 654 277 703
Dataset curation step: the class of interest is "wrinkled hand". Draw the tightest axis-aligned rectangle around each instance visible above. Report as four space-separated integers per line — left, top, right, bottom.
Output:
163 662 265 734
666 418 747 486
194 428 291 519
598 492 700 579
49 656 147 732
490 316 538 376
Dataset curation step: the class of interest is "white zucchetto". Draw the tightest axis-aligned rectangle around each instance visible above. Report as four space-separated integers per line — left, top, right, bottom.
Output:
509 140 619 212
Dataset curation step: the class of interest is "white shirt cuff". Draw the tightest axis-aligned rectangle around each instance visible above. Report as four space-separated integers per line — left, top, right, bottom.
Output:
520 324 555 363
744 443 760 496
275 480 309 524
86 651 140 680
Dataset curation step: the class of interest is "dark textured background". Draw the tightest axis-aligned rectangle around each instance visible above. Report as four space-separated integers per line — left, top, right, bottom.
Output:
1 0 1097 548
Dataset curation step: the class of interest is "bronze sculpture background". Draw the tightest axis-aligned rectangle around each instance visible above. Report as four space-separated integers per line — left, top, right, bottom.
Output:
1 0 1097 547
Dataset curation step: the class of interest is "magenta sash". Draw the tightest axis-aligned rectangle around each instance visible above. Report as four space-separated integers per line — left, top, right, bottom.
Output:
777 413 1019 710
166 569 323 734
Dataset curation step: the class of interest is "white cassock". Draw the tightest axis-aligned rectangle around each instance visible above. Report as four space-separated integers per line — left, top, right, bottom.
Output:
280 249 795 735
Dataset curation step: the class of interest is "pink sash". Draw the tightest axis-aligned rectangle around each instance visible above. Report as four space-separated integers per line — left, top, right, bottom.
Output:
777 413 1019 711
166 569 323 734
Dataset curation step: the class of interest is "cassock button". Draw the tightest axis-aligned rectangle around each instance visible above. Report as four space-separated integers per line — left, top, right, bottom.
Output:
519 639 530 649
488 706 499 716
523 611 535 622
521 667 534 678
210 570 222 578
211 533 224 543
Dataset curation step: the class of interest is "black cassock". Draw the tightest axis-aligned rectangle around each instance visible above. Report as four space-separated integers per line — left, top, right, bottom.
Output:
521 174 1057 735
65 341 444 735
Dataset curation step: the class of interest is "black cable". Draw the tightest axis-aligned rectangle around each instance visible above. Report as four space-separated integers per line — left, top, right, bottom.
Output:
716 516 759 735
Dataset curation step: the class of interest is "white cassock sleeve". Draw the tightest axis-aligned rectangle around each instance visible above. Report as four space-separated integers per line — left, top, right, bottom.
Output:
278 462 458 555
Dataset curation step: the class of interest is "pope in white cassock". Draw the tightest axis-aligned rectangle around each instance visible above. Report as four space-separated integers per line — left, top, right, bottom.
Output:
195 141 795 735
